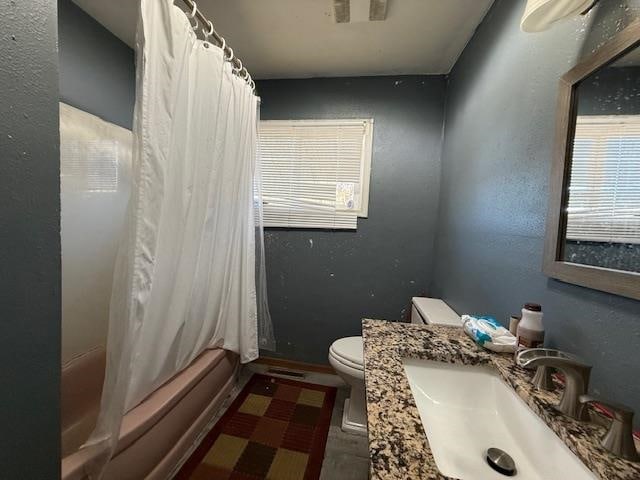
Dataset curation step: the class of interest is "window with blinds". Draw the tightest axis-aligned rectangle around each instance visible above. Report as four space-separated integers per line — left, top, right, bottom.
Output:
258 119 373 229
566 115 640 244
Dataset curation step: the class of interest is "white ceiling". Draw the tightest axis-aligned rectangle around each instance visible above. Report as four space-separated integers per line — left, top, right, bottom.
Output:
72 0 494 79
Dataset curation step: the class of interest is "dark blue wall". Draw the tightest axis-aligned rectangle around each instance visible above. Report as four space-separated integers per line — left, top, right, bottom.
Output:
58 0 135 129
0 1 61 477
257 76 446 363
432 0 640 422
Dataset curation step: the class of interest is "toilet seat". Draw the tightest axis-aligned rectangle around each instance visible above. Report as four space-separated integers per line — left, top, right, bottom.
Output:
329 352 365 380
329 337 364 371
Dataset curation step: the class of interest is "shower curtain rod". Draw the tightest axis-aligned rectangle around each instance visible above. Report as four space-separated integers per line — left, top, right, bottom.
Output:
179 0 255 91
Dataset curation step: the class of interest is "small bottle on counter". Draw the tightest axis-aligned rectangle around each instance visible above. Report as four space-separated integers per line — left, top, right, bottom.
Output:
508 314 521 336
516 303 545 350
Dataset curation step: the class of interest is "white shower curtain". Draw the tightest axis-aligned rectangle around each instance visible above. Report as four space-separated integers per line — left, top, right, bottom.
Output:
81 0 274 476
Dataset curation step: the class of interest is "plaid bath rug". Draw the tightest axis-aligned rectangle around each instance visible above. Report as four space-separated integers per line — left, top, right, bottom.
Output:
175 373 337 480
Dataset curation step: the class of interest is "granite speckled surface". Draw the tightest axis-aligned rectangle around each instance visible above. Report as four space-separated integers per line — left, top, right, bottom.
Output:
362 319 640 480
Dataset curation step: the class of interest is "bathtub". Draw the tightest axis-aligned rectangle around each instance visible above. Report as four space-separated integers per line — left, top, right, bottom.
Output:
61 346 238 480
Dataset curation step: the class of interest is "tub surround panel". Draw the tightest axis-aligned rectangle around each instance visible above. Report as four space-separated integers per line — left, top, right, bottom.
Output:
362 319 640 480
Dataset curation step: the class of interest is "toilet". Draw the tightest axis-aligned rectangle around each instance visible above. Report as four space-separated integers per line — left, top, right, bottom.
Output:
328 336 366 434
328 297 461 435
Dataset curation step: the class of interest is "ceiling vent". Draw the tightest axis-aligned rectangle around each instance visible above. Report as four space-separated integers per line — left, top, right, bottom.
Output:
333 0 388 23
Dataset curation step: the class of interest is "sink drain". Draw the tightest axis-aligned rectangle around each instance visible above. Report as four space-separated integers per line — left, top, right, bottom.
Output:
486 447 517 476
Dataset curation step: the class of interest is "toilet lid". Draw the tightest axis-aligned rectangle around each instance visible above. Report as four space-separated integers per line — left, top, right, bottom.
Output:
330 336 364 367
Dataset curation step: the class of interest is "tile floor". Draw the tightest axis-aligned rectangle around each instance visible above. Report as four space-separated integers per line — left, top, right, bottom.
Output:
171 363 370 479
319 386 369 480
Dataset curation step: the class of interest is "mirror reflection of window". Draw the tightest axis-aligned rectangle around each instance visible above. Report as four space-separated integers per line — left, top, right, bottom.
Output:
562 48 640 273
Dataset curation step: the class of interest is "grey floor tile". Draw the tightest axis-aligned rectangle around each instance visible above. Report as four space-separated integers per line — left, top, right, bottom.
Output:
320 452 370 480
320 386 370 477
325 426 370 458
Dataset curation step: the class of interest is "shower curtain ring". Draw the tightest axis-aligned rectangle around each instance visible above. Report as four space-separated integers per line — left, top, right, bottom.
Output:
203 20 214 43
219 37 226 53
233 59 243 74
224 46 234 62
187 1 198 30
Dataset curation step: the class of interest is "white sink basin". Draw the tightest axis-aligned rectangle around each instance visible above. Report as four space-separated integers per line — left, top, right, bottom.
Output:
403 358 597 480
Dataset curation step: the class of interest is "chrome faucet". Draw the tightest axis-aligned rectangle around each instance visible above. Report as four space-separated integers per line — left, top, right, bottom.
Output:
579 395 639 462
517 349 592 420
517 349 639 462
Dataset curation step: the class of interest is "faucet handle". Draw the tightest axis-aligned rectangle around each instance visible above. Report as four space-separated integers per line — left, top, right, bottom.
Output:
579 394 639 462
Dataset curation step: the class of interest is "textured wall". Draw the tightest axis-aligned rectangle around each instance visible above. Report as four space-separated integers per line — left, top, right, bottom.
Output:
0 1 61 476
58 0 135 129
257 76 446 363
432 0 640 423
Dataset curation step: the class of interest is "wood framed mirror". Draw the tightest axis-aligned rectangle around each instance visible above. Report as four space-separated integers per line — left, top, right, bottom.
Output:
544 20 640 300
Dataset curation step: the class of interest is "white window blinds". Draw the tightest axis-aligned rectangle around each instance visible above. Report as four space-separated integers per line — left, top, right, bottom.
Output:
259 119 373 229
566 115 640 244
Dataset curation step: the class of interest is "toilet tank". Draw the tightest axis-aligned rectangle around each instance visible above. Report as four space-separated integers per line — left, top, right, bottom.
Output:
411 297 461 326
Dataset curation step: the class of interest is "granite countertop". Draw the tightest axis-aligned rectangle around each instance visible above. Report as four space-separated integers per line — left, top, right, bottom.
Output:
362 319 640 480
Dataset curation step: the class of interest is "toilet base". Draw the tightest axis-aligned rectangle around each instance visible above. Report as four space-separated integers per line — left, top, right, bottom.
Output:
341 399 367 435
341 385 367 436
